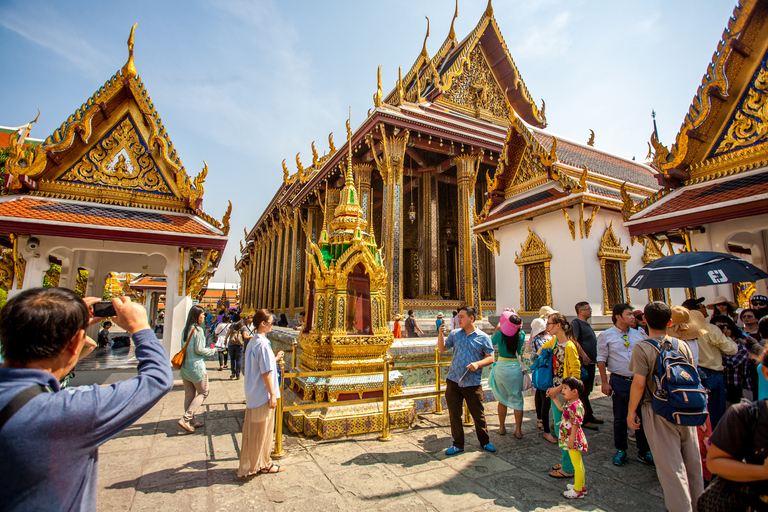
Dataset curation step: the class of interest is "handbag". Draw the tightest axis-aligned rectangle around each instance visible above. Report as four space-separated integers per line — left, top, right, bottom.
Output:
171 327 196 370
521 371 533 392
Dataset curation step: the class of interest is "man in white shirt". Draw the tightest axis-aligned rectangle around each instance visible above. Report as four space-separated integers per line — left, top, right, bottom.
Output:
597 303 653 467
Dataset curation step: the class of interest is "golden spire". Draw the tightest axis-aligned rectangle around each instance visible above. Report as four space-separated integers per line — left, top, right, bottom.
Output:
330 108 367 233
397 66 404 105
449 0 458 41
122 24 137 78
485 0 493 17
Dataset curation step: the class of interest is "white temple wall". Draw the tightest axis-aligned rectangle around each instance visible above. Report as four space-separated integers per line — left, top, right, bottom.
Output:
493 207 655 325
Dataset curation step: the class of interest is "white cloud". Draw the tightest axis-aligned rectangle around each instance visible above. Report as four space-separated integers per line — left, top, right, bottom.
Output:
0 9 110 77
512 12 571 60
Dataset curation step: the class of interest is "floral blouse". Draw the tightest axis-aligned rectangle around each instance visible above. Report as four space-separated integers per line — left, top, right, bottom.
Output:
558 399 588 452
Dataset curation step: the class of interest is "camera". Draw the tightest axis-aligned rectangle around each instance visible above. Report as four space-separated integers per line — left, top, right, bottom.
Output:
93 301 116 318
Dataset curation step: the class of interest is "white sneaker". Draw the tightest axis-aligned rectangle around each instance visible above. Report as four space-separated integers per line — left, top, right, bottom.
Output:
563 488 586 499
567 484 587 495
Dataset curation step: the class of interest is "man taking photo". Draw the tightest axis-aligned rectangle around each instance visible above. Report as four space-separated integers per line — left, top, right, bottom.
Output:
0 287 174 511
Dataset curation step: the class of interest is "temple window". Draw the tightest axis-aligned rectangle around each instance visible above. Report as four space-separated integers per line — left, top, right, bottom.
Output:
345 263 372 335
515 228 552 315
641 237 669 304
598 222 631 314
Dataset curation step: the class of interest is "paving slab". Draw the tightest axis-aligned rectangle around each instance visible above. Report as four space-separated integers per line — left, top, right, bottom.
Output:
92 360 670 511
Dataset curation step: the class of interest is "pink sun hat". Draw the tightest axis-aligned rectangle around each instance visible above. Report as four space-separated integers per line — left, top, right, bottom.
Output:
499 308 522 336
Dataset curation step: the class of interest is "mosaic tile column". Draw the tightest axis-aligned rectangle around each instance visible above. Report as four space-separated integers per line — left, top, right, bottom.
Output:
248 244 257 313
354 163 374 230
267 230 277 310
420 174 440 297
455 154 483 319
368 125 409 319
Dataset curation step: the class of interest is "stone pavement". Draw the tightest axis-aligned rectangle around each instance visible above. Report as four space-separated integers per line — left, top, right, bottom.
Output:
96 362 667 511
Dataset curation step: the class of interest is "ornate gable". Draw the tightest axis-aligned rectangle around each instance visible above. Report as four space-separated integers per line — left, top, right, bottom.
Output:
4 26 211 218
439 45 511 122
56 115 175 197
709 50 768 158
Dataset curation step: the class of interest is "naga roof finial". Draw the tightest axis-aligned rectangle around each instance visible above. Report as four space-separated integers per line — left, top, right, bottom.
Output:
122 24 137 78
449 0 458 41
485 0 493 17
421 17 430 58
587 129 595 147
373 65 383 107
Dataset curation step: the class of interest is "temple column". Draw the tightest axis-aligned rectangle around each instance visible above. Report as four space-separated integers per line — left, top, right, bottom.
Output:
355 164 374 229
266 230 275 310
271 227 282 311
325 188 340 230
288 208 300 316
455 153 483 319
367 124 409 319
247 246 256 313
257 234 267 309
303 206 320 310
419 174 440 297
279 213 291 313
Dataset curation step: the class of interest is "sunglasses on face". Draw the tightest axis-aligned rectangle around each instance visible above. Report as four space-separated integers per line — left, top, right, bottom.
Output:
752 301 767 306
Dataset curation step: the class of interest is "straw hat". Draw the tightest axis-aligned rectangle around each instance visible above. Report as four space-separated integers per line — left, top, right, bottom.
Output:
530 317 547 338
667 306 708 340
538 306 558 319
707 296 737 310
437 312 444 318
499 308 522 337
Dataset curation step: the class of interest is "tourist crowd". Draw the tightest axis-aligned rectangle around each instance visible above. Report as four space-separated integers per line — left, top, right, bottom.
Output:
1 289 767 511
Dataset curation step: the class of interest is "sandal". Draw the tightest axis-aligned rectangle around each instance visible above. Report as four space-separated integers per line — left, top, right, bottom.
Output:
514 432 523 439
549 469 573 478
537 420 544 431
543 433 557 444
258 463 285 474
552 463 562 470
498 428 507 436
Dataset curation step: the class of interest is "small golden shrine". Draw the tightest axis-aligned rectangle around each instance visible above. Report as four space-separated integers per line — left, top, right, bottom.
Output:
293 129 402 402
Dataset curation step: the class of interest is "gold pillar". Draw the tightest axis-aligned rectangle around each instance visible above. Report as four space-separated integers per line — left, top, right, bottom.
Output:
455 153 483 319
247 245 257 314
419 174 440 298
278 217 290 313
367 124 410 319
266 230 275 310
288 209 300 316
271 227 283 312
258 234 268 309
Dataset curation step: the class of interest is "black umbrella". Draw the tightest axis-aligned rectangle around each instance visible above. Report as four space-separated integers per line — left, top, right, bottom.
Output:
627 251 768 290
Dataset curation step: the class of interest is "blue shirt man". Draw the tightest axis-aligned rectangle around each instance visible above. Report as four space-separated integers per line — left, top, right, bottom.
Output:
437 306 494 455
0 289 173 511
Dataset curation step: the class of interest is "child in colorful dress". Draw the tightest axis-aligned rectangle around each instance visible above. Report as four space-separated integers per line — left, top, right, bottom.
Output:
552 376 588 499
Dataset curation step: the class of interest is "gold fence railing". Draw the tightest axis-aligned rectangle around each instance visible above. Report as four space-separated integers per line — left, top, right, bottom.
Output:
271 346 472 458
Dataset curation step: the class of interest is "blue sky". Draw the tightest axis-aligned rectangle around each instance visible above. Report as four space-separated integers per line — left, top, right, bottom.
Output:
0 0 737 283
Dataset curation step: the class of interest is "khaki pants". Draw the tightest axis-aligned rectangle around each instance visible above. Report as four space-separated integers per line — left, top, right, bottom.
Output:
182 374 210 422
641 403 703 512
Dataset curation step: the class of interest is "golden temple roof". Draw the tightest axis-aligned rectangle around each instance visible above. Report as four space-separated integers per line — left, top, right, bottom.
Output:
382 0 546 128
3 25 229 235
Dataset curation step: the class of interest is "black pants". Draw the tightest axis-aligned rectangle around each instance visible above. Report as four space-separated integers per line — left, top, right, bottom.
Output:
445 379 489 449
535 388 551 433
218 349 228 367
228 344 242 378
610 374 650 453
581 363 596 422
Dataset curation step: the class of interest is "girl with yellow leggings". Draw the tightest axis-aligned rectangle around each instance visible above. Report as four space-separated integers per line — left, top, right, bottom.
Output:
553 376 589 499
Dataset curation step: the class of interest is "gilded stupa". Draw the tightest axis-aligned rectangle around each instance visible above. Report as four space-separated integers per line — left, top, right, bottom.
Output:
291 122 404 407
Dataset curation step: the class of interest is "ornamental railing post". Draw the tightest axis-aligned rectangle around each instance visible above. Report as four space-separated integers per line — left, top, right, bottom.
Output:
434 346 442 414
271 358 286 458
378 353 392 441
